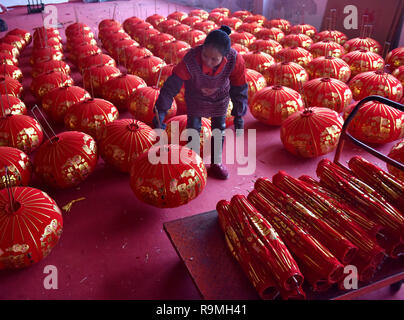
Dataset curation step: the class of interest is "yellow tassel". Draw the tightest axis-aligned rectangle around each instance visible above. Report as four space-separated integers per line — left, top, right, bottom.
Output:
62 197 86 213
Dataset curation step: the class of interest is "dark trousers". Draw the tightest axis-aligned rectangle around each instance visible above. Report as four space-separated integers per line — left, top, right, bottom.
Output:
187 115 226 164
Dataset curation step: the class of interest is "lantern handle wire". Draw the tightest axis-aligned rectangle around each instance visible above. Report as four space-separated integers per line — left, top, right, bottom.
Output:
382 41 391 60
360 15 368 39
31 104 57 143
334 95 404 172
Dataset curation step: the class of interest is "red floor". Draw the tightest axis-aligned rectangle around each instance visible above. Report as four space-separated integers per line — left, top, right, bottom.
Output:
0 0 403 300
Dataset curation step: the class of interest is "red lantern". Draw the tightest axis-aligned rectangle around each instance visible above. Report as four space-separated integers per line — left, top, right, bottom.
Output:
182 16 203 28
69 44 101 65
208 12 226 25
123 17 144 32
6 28 31 46
31 59 71 79
109 38 139 62
82 65 121 98
0 52 17 66
243 51 275 74
0 114 43 154
98 119 156 173
221 17 243 30
306 56 351 82
341 49 384 77
119 47 152 69
145 14 165 28
387 139 404 181
30 71 74 100
0 35 25 51
66 36 97 52
290 24 317 38
280 107 344 157
237 23 263 36
244 14 266 25
343 37 382 54
189 9 209 20
30 47 63 65
344 101 404 144
231 43 249 55
314 30 348 45
232 10 253 21
250 85 304 125
151 64 174 88
0 43 19 59
194 20 219 34
276 46 313 67
310 40 345 58
128 56 166 87
101 32 133 52
0 146 31 187
245 68 267 104
262 61 309 92
169 24 192 39
230 31 256 47
157 19 181 33
99 28 126 44
248 39 282 56
0 94 26 115
167 11 188 22
124 25 153 44
178 29 206 47
165 115 212 158
386 47 404 72
101 74 147 111
99 19 121 31
129 144 207 208
263 19 291 34
255 27 285 42
127 86 177 126
42 85 91 124
211 7 230 17
0 76 23 97
78 53 116 73
66 22 92 39
280 33 313 50
303 77 353 113
64 98 119 139
34 131 98 189
158 40 191 64
392 66 404 86
33 37 63 52
148 33 175 54
349 70 403 102
0 64 22 82
0 186 63 269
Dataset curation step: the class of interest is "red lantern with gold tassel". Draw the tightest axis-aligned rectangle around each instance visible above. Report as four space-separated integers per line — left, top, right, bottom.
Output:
249 39 282 56
69 44 101 66
194 20 218 34
178 29 206 47
0 114 43 154
344 101 404 144
99 19 121 32
342 49 384 77
127 86 177 126
387 139 404 181
281 34 313 50
221 17 243 30
0 76 23 97
280 107 344 157
6 28 31 46
349 70 403 102
33 36 63 52
211 7 230 17
0 146 31 187
0 95 26 115
230 31 256 47
129 144 207 208
250 85 304 125
147 33 175 54
129 26 159 46
208 12 226 25
0 65 22 82
64 98 119 139
30 71 74 100
42 85 91 124
82 65 121 98
310 40 345 58
343 37 382 54
314 30 348 45
169 24 191 39
386 47 404 72
101 74 147 111
119 47 152 69
392 66 404 87
122 17 143 32
157 40 190 64
167 11 188 22
145 14 165 28
98 119 157 173
232 10 253 21
237 23 263 36
78 53 116 74
109 38 139 62
290 24 317 38
231 43 249 55
128 56 166 87
182 16 203 28
0 52 17 66
243 51 275 74
31 59 71 79
33 27 61 44
30 47 63 65
262 61 308 92
157 19 181 33
0 35 25 52
255 27 284 42
303 77 353 113
0 43 19 59
306 56 351 82
66 22 92 39
245 68 267 105
263 19 291 34
0 186 63 269
244 14 266 25
275 46 313 67
34 131 98 189
189 9 209 20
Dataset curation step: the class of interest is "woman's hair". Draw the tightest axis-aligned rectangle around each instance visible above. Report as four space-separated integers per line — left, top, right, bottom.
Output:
203 25 232 56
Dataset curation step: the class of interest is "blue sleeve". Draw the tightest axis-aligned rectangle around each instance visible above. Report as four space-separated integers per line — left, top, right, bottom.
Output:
229 83 248 117
155 73 184 113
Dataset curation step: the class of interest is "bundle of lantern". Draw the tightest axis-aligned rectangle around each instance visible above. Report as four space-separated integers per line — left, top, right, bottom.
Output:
229 31 256 48
189 9 209 19
30 70 74 101
232 10 253 21
82 64 121 97
167 10 188 22
387 139 404 181
127 55 166 87
313 30 348 45
248 39 282 57
263 19 291 34
165 115 212 158
0 146 32 188
245 68 267 105
386 47 404 72
306 56 351 82
343 100 404 144
280 33 313 50
302 77 353 113
349 70 403 102
280 106 344 158
392 66 404 87
64 97 119 140
0 76 23 97
33 130 98 189
237 22 263 37
309 40 345 58
177 29 206 48
0 185 63 269
0 94 26 115
262 61 308 92
243 51 275 74
290 24 317 38
193 20 218 34
98 119 156 173
157 40 190 65
255 27 285 42
343 37 382 55
145 14 166 28
249 85 304 126
216 196 305 300
275 46 313 67
127 86 177 126
129 144 207 208
341 49 384 77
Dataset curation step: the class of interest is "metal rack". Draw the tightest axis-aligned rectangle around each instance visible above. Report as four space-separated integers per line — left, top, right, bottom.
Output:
27 0 44 14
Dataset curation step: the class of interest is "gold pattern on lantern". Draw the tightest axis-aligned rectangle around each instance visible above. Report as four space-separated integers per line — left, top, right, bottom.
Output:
6 244 29 253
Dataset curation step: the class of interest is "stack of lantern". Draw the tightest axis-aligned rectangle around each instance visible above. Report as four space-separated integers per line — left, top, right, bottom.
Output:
217 156 404 299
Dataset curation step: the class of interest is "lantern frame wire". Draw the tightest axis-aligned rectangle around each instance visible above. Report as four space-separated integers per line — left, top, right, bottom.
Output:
31 104 57 143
